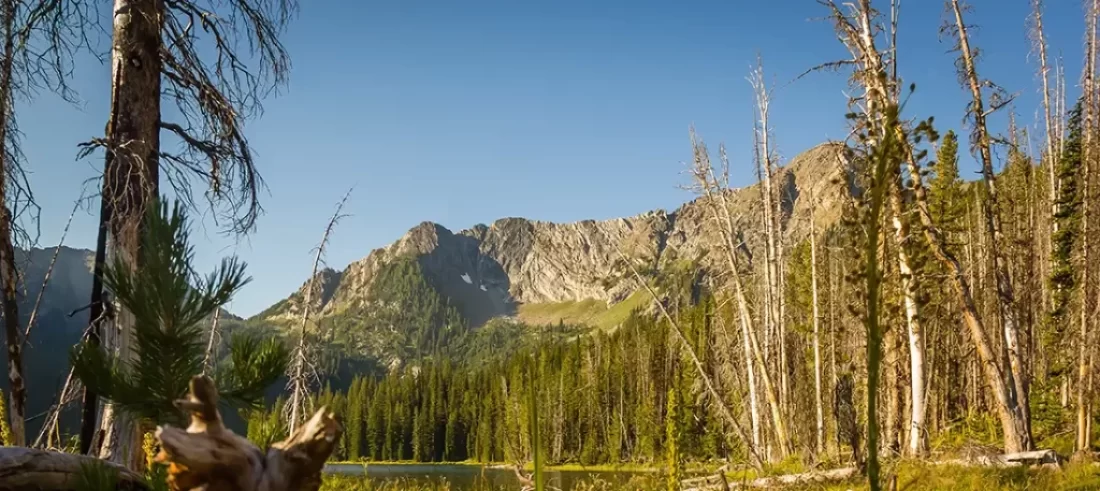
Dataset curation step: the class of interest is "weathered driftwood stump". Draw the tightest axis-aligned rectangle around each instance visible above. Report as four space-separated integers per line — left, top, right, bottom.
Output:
0 447 149 490
154 375 341 491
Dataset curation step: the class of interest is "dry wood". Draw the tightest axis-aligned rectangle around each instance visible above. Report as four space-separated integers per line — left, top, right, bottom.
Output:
286 188 352 432
947 0 1032 450
1079 0 1099 455
0 447 149 490
693 133 788 459
617 243 764 470
155 375 341 491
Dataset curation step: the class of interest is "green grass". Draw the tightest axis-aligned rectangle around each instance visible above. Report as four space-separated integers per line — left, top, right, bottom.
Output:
516 291 650 331
797 461 1100 491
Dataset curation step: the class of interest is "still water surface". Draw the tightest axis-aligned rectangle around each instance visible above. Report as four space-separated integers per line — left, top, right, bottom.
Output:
324 463 650 489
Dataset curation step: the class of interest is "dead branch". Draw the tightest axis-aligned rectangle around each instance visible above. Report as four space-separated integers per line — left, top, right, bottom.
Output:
21 195 80 348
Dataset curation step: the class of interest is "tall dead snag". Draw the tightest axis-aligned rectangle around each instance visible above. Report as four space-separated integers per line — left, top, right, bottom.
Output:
1078 0 1099 456
945 0 1032 449
809 187 826 456
156 376 341 491
748 60 790 422
717 146 762 453
286 189 352 433
80 0 294 463
1029 0 1057 312
689 133 789 460
0 0 23 447
881 0 926 456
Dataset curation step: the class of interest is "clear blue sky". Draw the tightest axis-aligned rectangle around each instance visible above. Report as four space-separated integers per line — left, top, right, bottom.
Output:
17 0 1090 317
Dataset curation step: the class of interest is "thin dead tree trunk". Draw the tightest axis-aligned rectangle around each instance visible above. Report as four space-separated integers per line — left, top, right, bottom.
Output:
0 0 23 447
810 187 826 457
1030 0 1058 313
1078 0 1099 456
22 198 80 348
202 308 221 376
948 0 1033 450
693 135 789 460
618 247 764 470
749 61 788 419
286 188 352 433
889 174 926 456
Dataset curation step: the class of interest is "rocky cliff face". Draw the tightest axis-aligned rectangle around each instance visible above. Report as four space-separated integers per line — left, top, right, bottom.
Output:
258 142 851 328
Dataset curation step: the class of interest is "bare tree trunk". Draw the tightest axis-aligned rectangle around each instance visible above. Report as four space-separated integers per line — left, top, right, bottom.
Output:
95 0 164 466
1078 0 1099 456
949 0 1032 450
0 0 23 447
202 308 221 375
1031 0 1058 313
287 189 352 433
750 63 787 419
889 176 926 456
621 246 764 469
693 137 789 459
810 190 825 457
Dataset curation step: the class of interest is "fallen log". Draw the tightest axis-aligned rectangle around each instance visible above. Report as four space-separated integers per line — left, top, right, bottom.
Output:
154 375 342 491
0 447 149 490
738 466 860 488
930 449 1063 469
683 467 860 490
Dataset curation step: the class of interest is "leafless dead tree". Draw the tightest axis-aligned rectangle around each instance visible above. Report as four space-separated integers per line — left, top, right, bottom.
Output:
286 188 352 433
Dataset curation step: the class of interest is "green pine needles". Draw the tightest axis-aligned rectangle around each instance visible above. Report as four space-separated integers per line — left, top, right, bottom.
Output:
70 198 289 427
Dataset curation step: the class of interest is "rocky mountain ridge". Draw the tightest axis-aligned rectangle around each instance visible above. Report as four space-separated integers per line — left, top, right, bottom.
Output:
257 142 852 328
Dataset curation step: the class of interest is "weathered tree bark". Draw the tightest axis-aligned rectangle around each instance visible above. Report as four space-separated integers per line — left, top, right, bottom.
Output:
809 190 826 457
0 0 23 448
750 64 787 417
95 0 164 466
706 140 789 460
948 0 1033 451
1031 0 1058 313
1078 0 1099 456
889 164 926 456
155 375 341 491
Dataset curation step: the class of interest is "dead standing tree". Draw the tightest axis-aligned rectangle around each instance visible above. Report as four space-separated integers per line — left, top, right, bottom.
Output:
817 0 1033 455
76 0 295 464
285 189 352 433
944 0 1033 449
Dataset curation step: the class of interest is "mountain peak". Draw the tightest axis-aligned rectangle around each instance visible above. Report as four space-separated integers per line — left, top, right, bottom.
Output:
255 142 849 329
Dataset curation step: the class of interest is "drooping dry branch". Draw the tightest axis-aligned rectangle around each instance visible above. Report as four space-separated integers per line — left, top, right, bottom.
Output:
156 0 297 234
286 187 352 433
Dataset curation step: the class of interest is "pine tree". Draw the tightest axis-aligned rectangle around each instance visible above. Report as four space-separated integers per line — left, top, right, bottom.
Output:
70 199 290 428
665 384 682 491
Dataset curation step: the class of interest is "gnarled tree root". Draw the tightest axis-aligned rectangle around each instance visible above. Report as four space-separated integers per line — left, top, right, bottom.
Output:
154 375 341 491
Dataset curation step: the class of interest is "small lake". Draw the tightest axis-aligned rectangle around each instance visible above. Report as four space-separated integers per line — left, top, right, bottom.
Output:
324 463 653 490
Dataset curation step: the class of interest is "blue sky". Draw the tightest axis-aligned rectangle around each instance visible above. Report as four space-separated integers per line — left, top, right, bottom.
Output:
17 0 1091 317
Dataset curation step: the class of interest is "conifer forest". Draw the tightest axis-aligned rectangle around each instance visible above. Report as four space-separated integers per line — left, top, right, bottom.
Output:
2 0 1100 490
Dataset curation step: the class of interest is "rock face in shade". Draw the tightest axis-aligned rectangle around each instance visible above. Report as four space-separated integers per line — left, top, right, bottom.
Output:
257 142 851 328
